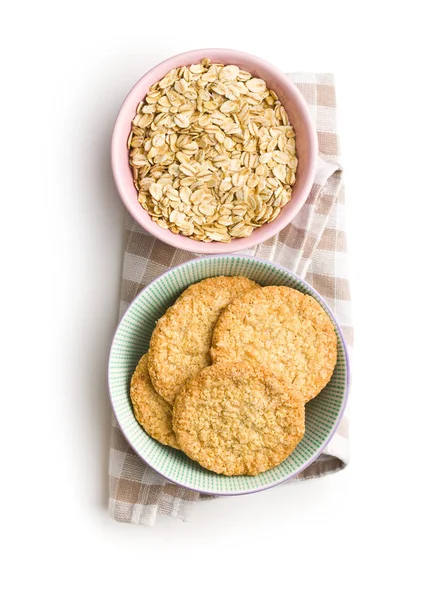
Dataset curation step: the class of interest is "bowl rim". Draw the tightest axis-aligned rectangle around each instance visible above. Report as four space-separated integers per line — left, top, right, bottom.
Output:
108 254 350 495
111 47 318 254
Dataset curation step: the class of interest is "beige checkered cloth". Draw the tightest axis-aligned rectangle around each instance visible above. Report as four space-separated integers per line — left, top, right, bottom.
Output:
109 73 352 526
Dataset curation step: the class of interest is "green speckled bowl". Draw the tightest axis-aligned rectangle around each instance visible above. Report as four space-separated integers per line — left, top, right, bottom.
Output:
108 254 349 495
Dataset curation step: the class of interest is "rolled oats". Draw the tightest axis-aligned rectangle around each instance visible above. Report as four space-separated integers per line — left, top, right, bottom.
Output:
128 59 298 242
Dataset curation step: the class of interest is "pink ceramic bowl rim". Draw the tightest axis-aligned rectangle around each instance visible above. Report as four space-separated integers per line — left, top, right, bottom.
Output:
111 48 318 253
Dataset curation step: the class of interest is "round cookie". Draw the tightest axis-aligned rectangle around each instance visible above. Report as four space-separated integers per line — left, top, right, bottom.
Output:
148 276 260 404
173 362 305 476
130 354 179 449
210 286 337 403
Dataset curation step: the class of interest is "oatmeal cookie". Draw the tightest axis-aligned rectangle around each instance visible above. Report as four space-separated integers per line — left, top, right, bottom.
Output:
130 354 179 448
172 361 305 476
211 286 337 402
148 276 259 404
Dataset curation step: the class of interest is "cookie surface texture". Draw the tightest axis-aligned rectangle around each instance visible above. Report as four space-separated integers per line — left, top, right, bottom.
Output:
211 286 337 402
130 354 179 449
148 276 260 404
173 361 305 476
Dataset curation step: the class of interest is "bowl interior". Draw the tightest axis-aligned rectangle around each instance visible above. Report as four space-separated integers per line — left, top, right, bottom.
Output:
109 255 348 495
112 49 317 253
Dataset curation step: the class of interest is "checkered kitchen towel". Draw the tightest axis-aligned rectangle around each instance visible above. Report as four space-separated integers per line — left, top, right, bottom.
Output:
109 73 352 526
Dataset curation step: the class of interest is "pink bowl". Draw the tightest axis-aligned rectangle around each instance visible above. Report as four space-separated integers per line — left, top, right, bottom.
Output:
111 48 318 254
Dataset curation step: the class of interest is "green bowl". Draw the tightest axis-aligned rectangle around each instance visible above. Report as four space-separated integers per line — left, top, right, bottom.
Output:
108 254 349 495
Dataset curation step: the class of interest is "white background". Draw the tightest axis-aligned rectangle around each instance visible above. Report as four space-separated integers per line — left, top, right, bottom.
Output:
2 1 428 598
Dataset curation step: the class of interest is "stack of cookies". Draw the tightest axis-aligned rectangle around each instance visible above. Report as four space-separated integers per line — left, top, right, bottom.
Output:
130 276 337 476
